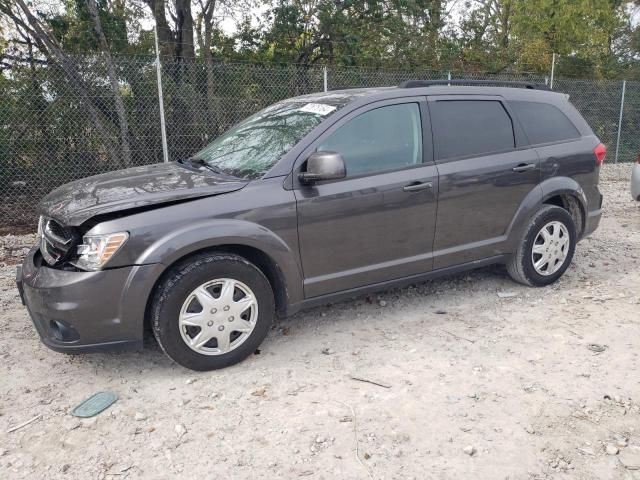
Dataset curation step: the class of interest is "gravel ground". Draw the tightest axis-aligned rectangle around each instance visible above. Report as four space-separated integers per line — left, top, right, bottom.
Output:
1 164 639 480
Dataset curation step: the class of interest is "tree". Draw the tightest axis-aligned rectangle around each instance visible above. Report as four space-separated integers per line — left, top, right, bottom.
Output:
511 0 626 76
0 0 124 167
87 0 132 167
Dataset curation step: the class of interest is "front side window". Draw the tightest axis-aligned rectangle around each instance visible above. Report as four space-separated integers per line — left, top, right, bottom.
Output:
430 100 515 160
191 100 343 179
318 103 423 177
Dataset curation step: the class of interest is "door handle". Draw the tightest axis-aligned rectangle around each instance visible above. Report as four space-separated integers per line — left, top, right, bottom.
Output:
512 163 536 172
403 181 433 192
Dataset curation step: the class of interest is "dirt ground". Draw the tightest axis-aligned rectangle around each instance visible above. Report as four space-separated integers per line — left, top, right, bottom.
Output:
1 163 639 480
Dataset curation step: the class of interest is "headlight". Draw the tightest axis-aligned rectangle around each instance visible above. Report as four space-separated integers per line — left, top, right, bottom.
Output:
74 232 129 271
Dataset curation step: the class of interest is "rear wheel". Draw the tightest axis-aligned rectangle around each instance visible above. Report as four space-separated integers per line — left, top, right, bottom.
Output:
507 205 576 287
150 253 274 371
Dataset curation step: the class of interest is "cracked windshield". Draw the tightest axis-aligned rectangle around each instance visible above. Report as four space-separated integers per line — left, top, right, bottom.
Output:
190 100 341 179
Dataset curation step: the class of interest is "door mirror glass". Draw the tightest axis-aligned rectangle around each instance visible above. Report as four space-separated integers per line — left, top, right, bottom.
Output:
299 151 346 183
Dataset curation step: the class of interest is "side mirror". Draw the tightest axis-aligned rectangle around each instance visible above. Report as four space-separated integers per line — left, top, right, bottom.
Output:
298 151 346 184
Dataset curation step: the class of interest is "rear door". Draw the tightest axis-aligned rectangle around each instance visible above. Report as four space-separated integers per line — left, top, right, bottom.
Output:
294 98 438 297
427 95 540 269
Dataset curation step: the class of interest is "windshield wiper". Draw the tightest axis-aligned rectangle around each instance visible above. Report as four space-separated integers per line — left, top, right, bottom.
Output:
180 157 225 175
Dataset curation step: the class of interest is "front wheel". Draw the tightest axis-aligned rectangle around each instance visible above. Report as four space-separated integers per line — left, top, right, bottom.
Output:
150 253 274 371
507 205 577 287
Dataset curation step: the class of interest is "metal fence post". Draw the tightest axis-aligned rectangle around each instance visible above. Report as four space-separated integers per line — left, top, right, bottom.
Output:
323 66 328 92
447 70 451 85
550 53 556 90
154 24 169 164
614 80 626 164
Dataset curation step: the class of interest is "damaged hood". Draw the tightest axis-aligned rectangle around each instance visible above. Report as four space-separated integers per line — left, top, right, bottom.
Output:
40 162 248 225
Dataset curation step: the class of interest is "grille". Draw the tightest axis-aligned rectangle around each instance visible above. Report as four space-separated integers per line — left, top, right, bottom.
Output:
47 220 74 239
41 218 79 266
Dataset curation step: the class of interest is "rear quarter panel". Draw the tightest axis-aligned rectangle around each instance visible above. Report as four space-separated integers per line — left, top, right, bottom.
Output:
537 136 602 215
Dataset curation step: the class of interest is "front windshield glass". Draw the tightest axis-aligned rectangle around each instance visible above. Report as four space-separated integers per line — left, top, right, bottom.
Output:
190 99 342 179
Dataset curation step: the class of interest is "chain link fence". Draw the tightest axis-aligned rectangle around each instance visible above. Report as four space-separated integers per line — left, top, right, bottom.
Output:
1 55 638 228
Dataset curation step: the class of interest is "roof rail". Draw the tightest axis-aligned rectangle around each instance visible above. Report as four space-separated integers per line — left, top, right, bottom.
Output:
398 79 550 90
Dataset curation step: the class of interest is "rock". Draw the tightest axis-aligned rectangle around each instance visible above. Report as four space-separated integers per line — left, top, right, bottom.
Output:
435 310 447 314
185 378 196 385
174 424 187 437
615 436 628 448
321 347 334 355
108 463 132 474
577 447 595 456
64 419 81 431
315 436 326 444
463 445 476 456
619 449 640 470
587 343 607 353
134 412 147 421
605 444 619 455
497 291 517 298
378 300 387 307
525 424 535 434
251 387 267 397
81 417 98 428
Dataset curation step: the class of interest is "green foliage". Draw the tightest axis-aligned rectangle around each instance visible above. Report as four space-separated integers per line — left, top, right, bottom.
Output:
511 0 625 75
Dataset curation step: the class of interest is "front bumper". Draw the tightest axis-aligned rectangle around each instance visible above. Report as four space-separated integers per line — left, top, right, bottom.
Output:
17 247 162 353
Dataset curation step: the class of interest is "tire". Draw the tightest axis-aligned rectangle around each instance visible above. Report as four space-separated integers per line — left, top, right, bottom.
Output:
507 205 577 287
150 253 274 371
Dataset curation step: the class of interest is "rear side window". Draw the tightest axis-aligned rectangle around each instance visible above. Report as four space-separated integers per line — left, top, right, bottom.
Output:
510 101 580 145
430 100 515 160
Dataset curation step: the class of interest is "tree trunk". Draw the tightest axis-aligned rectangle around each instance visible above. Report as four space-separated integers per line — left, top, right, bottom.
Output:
199 0 221 136
7 0 123 168
87 0 132 168
175 0 195 62
144 0 174 58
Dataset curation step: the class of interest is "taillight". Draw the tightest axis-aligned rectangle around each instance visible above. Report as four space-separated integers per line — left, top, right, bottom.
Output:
594 143 606 167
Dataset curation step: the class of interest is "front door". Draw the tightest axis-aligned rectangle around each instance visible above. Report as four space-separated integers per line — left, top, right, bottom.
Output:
294 99 438 298
427 95 540 269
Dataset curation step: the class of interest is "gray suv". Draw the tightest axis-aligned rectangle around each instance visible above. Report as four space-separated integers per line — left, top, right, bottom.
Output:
16 80 605 371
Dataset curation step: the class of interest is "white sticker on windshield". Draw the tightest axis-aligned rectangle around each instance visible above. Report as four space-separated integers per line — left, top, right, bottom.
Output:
298 103 337 116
